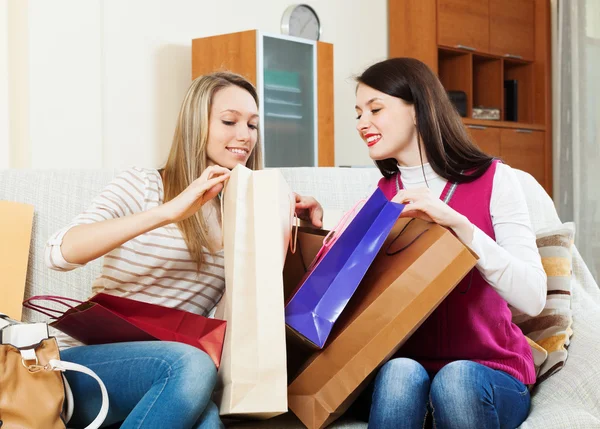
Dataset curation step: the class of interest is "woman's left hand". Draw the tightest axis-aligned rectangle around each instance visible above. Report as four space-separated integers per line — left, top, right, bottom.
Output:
392 188 474 244
293 193 323 228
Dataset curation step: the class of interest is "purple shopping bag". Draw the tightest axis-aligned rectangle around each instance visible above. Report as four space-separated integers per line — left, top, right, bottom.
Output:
284 188 404 348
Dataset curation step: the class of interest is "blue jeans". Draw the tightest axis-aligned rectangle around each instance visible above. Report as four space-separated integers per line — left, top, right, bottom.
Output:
61 341 223 429
364 358 530 429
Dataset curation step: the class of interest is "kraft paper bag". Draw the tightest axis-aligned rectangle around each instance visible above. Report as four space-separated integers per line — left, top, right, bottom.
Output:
214 165 293 419
285 189 404 349
285 218 478 429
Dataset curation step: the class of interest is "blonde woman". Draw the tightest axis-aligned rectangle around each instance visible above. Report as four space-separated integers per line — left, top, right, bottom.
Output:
45 72 323 429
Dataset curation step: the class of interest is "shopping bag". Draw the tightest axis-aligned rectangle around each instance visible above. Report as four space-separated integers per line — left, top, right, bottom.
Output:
213 165 293 418
284 188 404 348
285 218 478 429
23 292 227 368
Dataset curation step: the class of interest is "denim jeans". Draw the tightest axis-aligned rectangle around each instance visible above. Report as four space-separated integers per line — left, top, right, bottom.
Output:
362 358 530 429
61 341 223 429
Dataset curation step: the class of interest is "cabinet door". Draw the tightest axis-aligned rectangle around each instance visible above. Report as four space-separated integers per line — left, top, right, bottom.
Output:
500 129 545 187
489 0 535 61
466 125 501 157
262 36 316 168
437 0 489 52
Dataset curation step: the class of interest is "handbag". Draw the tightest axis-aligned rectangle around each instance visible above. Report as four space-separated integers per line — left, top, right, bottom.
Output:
0 313 108 429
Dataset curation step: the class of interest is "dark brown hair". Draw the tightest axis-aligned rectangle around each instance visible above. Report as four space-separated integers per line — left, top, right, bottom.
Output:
356 58 493 182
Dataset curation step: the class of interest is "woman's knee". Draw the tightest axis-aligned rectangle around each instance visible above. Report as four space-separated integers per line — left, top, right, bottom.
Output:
160 342 218 393
374 358 429 397
430 361 489 407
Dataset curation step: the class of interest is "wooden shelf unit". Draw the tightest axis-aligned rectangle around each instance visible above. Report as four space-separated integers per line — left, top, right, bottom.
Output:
389 0 552 195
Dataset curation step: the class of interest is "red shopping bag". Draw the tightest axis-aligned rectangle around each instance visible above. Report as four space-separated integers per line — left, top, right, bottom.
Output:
23 293 226 368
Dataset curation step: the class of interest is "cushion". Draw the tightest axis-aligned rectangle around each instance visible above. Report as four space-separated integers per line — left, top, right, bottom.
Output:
512 222 576 384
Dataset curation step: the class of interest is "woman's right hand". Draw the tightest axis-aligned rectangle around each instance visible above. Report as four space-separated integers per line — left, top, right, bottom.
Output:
161 165 231 223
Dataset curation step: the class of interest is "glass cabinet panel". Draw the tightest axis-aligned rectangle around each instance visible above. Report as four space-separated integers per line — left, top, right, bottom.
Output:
262 35 316 167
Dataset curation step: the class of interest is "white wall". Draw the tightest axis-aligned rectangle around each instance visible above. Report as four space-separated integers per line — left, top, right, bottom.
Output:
28 0 104 169
0 1 9 169
5 0 388 169
4 0 31 169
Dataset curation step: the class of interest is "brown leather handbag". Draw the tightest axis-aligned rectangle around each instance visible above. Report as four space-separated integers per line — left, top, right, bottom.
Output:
0 314 108 429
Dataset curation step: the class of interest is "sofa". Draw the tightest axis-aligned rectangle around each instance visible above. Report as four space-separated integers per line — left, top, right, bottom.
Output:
1 167 599 429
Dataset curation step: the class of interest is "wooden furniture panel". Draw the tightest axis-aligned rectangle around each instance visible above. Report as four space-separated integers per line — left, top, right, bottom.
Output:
192 30 257 83
463 118 544 131
317 42 334 167
473 55 503 112
500 129 546 188
490 0 535 61
467 126 501 157
437 0 489 52
438 49 472 116
389 0 438 70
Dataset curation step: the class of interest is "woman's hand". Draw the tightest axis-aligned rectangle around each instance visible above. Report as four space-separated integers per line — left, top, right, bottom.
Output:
293 193 324 228
161 165 230 223
392 188 474 244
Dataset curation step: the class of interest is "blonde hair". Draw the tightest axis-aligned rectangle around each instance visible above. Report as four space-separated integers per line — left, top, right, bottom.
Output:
163 71 263 269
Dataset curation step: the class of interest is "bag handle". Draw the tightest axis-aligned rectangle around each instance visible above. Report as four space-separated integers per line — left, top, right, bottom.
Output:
322 199 366 248
22 296 83 319
20 357 109 429
15 324 108 429
50 359 109 429
290 212 299 254
289 193 299 254
385 218 429 256
306 199 366 272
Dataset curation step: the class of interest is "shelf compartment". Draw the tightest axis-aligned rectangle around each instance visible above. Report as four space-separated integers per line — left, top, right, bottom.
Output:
503 59 534 123
438 48 472 117
472 55 503 117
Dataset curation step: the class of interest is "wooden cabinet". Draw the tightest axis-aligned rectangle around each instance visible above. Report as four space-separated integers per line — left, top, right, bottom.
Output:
490 0 535 60
192 30 334 167
437 0 489 52
389 0 552 194
500 129 545 186
467 125 501 157
468 125 547 191
438 0 534 60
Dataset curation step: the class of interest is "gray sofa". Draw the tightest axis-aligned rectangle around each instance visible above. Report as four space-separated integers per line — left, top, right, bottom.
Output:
1 167 599 429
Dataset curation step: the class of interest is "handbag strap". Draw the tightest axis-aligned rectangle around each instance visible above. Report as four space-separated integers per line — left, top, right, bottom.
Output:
48 359 109 429
7 322 107 429
19 351 109 429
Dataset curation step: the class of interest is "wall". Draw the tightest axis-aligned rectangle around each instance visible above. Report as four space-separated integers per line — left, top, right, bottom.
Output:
3 0 388 169
0 1 9 169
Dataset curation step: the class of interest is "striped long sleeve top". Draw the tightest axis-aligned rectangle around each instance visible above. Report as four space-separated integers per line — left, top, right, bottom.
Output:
45 167 225 348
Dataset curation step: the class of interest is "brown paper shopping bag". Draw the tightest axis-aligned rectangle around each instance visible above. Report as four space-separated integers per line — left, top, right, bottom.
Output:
285 218 478 429
0 201 35 320
214 165 292 419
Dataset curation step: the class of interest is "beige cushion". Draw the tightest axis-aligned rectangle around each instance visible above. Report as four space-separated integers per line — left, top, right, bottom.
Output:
512 222 576 384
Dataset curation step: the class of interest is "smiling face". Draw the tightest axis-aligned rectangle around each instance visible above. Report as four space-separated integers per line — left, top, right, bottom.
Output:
355 83 423 166
205 85 259 169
